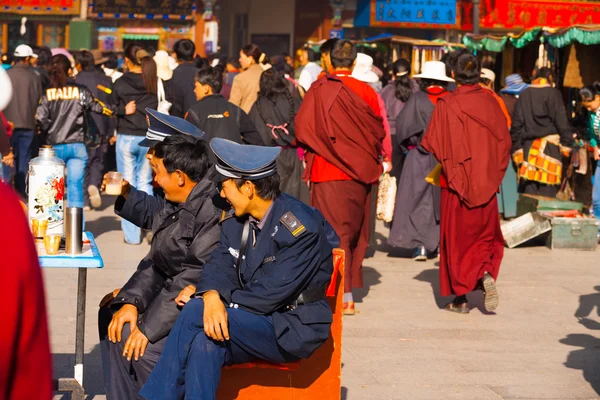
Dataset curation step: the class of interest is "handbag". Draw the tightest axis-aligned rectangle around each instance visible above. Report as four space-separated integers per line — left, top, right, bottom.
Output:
376 173 397 223
156 78 172 115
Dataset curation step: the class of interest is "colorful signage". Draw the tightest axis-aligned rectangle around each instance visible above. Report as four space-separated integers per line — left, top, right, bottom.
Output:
90 0 194 20
370 0 459 29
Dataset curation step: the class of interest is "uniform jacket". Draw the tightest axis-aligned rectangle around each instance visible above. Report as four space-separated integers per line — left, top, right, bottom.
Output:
3 64 42 130
196 193 339 359
185 94 263 146
111 178 221 343
229 64 263 114
36 82 116 146
75 70 116 138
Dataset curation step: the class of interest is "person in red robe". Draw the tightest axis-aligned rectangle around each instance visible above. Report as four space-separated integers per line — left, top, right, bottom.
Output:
296 39 386 315
0 181 53 399
421 53 511 314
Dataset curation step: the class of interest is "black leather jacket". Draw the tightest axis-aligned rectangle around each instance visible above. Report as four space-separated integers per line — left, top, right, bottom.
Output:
36 82 117 145
111 178 222 342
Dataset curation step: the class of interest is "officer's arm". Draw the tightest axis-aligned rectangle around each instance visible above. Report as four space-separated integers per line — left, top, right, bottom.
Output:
111 259 165 314
114 186 166 230
137 202 222 342
195 224 240 304
231 230 324 314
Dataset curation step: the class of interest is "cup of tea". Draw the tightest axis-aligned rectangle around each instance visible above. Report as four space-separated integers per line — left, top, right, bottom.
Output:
105 171 124 195
44 235 62 255
32 219 49 238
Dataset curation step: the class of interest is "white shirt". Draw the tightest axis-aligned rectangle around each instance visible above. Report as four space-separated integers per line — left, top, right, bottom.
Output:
298 62 323 91
103 67 124 83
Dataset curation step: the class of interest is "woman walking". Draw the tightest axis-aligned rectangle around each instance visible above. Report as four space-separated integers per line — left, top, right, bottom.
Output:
112 44 174 244
388 61 453 261
36 54 135 213
580 82 600 229
380 59 419 181
248 68 308 202
229 44 268 113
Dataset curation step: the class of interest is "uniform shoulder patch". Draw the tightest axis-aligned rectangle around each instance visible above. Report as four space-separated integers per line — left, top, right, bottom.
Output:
280 211 307 237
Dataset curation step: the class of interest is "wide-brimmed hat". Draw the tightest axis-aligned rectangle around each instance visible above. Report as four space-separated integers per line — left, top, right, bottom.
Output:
352 53 379 83
501 73 529 94
153 50 173 81
413 61 454 83
90 49 109 66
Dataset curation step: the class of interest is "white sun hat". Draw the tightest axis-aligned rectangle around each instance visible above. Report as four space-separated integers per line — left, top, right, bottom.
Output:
351 53 379 83
154 50 174 81
413 61 455 82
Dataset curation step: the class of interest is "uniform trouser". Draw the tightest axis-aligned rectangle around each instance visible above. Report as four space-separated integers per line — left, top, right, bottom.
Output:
84 143 107 206
98 306 167 400
139 298 298 400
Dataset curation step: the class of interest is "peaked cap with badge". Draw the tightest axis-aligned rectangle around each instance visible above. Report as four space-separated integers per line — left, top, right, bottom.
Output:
140 108 205 147
210 137 281 181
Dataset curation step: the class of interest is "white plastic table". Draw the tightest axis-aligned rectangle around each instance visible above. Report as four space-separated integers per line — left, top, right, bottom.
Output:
39 232 103 400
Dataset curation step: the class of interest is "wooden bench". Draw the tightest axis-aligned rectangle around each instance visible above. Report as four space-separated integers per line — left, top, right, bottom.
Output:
217 249 345 400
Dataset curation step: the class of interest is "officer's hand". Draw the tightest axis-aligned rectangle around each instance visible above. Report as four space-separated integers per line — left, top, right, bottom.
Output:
202 291 229 341
99 287 121 308
122 326 149 361
108 304 138 343
175 285 196 306
125 101 136 116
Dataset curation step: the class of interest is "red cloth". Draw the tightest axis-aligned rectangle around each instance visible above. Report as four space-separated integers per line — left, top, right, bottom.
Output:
296 73 385 184
311 180 371 291
0 182 52 400
0 112 12 137
421 84 511 208
439 187 504 296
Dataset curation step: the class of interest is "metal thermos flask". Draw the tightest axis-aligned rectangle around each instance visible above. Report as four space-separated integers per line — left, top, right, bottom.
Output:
65 207 83 255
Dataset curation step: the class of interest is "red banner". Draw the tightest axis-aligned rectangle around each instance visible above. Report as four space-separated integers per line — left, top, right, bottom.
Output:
0 0 79 14
460 0 600 30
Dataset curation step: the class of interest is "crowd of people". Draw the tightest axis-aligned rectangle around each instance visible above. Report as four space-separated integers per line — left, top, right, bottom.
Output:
2 34 599 399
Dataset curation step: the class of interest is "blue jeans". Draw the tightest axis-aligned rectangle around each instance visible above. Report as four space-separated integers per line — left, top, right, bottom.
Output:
11 129 35 198
140 299 297 400
1 163 11 183
593 162 600 232
116 134 152 244
53 143 88 209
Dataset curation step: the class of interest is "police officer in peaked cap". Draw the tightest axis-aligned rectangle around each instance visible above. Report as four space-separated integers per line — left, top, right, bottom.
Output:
141 138 340 400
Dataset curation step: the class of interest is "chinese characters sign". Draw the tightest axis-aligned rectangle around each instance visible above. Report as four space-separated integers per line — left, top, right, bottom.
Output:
0 0 80 14
91 0 193 19
371 0 458 28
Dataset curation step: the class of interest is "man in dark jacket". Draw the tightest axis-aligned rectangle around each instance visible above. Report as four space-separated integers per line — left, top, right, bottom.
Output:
511 67 573 197
3 44 42 198
98 113 221 399
185 66 263 149
141 139 338 400
171 39 200 116
75 50 115 210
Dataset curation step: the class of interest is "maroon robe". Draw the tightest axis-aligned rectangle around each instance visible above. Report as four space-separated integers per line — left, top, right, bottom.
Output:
422 85 511 296
296 74 385 292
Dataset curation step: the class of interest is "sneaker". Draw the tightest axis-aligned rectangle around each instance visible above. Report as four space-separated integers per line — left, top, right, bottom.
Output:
88 185 102 209
412 246 427 262
343 302 356 315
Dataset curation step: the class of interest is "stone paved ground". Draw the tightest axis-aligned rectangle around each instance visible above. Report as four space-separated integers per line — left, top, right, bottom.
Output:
48 199 600 399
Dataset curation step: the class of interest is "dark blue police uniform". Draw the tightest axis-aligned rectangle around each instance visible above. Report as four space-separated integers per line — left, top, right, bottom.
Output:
140 139 339 400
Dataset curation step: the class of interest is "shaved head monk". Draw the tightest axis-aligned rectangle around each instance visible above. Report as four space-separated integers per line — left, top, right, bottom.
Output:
295 39 387 315
421 52 511 314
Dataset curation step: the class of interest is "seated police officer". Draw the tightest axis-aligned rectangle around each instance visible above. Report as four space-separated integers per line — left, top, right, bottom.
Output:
139 138 339 400
98 110 221 399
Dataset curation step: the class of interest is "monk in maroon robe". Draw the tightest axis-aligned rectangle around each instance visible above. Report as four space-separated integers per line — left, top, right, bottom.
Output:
296 40 386 315
421 53 511 314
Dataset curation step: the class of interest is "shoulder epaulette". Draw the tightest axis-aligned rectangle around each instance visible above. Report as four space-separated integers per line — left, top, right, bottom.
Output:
280 211 306 237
